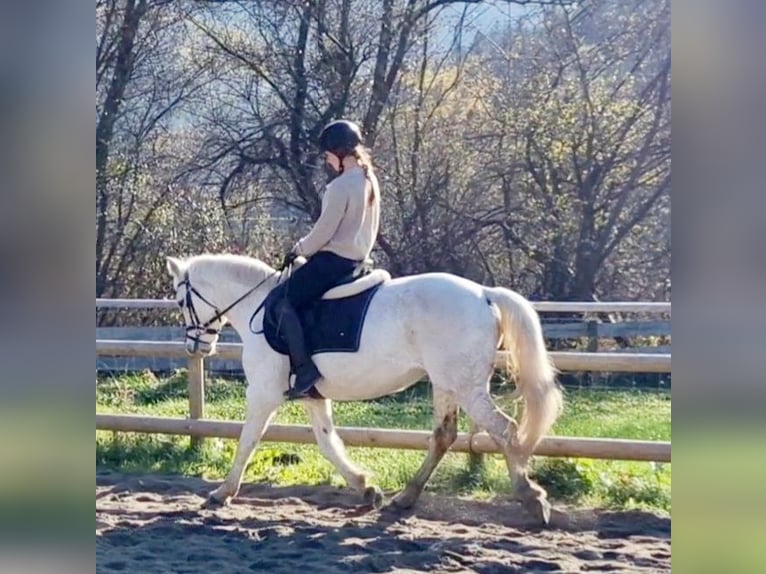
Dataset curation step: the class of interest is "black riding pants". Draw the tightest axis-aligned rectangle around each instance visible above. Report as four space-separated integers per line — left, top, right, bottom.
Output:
275 250 359 310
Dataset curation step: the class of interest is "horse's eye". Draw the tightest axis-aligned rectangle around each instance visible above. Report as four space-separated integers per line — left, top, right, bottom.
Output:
177 300 184 308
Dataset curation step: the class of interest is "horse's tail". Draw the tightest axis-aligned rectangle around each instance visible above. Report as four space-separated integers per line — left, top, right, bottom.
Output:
484 287 563 455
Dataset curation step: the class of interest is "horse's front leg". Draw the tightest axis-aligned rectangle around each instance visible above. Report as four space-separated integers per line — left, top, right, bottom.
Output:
303 398 383 508
206 368 285 506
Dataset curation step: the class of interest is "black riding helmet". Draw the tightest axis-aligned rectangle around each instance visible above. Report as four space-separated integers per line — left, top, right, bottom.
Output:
318 119 363 158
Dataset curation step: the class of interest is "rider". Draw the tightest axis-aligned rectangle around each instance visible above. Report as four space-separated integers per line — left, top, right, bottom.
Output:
275 119 381 400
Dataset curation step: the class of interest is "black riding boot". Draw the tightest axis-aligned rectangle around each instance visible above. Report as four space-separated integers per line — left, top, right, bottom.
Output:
275 299 323 399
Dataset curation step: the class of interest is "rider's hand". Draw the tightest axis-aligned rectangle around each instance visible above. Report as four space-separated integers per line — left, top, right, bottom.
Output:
281 250 298 270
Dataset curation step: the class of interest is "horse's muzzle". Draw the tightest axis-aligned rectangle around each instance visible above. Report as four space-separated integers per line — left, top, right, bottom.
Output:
185 337 213 357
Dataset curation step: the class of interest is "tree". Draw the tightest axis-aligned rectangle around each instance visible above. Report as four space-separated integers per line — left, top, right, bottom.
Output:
478 0 671 301
94 0 672 312
96 0 223 301
185 1 572 261
376 5 502 278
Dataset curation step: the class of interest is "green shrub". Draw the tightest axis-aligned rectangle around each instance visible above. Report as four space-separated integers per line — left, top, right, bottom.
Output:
531 458 594 500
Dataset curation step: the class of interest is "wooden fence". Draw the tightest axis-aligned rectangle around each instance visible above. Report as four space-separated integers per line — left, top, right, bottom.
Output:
96 299 671 462
96 298 670 374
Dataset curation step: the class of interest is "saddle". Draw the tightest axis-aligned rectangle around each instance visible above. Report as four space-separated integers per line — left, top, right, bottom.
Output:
261 256 390 357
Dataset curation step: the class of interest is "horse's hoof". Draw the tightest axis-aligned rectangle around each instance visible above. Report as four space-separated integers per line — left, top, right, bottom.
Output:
363 486 384 509
202 496 223 509
522 496 552 526
391 489 418 510
203 489 231 509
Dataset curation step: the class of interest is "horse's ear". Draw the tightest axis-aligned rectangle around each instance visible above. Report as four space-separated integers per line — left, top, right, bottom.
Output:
166 256 183 279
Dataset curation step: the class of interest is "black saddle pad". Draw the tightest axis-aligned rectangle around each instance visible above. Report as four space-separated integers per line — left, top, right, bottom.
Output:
262 283 382 356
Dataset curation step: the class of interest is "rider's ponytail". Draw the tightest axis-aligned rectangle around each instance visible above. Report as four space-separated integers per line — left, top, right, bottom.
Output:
353 146 377 206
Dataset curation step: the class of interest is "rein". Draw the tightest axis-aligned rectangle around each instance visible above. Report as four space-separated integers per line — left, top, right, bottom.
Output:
248 262 294 335
181 268 278 343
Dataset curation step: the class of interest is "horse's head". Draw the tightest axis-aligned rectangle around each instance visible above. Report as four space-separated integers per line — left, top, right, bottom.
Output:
166 256 226 357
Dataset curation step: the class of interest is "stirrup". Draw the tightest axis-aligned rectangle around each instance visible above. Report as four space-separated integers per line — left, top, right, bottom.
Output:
284 386 313 400
284 366 322 400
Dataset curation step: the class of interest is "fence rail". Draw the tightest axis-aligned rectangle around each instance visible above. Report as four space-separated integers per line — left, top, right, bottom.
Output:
96 339 671 373
96 414 671 462
96 298 672 462
97 298 671 314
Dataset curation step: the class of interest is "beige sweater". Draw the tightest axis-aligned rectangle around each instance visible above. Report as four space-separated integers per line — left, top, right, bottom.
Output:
294 167 380 262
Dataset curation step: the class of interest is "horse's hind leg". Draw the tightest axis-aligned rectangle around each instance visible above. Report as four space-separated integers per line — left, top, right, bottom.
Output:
457 383 551 525
304 399 382 508
391 388 458 509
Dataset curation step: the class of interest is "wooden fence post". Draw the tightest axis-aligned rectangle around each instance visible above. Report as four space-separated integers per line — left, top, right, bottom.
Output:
586 320 600 386
467 420 485 474
187 356 205 448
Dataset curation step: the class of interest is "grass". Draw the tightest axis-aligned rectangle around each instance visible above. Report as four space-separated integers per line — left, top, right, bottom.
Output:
96 370 671 513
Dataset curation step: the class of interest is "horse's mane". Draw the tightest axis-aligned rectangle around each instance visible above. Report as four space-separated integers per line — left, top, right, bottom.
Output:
187 253 275 286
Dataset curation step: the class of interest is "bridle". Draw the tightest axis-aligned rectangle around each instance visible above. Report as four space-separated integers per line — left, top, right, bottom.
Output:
177 269 276 347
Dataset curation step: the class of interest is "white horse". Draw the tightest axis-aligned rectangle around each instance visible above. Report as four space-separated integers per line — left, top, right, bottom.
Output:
166 253 563 523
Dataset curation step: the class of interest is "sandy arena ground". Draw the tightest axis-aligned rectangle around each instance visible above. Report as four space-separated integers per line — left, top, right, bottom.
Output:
97 470 670 573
